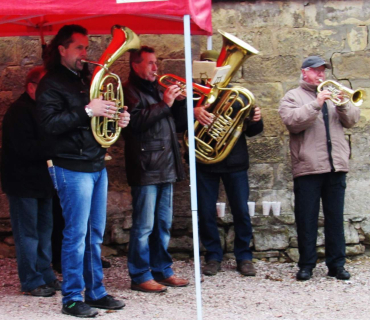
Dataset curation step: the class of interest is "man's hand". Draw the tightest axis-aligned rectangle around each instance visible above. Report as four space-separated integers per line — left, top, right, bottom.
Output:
251 106 261 122
194 104 214 126
87 96 117 118
316 90 332 107
118 107 130 128
163 84 183 107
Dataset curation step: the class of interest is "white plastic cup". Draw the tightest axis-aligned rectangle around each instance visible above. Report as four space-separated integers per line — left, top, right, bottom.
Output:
248 202 255 216
262 201 271 216
272 201 281 216
216 202 226 218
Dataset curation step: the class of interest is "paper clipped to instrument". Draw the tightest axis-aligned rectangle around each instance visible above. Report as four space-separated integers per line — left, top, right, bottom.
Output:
192 61 231 85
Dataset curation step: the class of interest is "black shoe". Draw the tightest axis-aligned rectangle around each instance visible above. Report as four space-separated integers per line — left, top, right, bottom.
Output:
296 268 312 281
328 267 351 280
62 301 98 318
24 284 55 297
85 295 125 310
47 279 62 291
203 260 221 276
101 258 111 268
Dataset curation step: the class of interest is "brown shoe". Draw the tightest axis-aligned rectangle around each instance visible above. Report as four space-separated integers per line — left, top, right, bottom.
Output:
157 275 189 287
131 279 167 293
203 260 221 276
237 260 256 276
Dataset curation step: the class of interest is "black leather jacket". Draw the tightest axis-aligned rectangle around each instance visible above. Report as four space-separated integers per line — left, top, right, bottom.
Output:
36 64 106 172
123 71 187 186
1 92 54 198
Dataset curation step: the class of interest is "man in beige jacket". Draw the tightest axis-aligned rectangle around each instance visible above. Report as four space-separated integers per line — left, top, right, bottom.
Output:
279 56 360 281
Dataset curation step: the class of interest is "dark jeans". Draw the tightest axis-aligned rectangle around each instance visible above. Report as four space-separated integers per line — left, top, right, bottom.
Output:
8 196 56 292
197 169 253 262
294 172 347 270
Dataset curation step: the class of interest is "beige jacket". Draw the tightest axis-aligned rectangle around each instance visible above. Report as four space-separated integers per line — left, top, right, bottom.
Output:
279 80 361 178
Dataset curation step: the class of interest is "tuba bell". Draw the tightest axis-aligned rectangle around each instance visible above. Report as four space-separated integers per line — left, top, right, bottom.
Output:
183 29 259 164
317 79 364 107
83 25 140 148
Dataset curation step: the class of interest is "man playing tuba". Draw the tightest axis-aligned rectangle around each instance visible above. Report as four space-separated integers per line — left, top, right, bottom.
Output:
195 50 263 277
279 56 360 281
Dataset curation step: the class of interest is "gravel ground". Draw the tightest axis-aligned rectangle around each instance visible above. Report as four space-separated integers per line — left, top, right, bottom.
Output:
0 256 370 320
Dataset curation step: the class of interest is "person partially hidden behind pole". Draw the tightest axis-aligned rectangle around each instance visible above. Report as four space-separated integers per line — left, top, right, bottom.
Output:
1 66 60 297
279 56 360 281
123 46 189 293
37 25 129 317
195 50 263 277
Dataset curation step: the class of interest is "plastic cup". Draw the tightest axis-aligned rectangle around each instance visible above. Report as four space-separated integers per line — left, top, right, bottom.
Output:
272 201 281 216
216 202 226 218
262 201 271 216
248 201 255 216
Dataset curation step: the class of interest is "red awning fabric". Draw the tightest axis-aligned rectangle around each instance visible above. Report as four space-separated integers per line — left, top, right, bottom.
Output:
0 0 212 36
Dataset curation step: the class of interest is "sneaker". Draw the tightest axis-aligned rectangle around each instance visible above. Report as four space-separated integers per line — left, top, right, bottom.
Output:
24 284 55 297
62 301 98 318
203 260 221 276
85 295 125 310
47 279 62 291
237 260 256 276
328 267 351 280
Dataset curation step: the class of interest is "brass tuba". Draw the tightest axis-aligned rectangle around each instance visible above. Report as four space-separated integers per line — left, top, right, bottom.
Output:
183 29 259 164
317 79 364 107
83 25 140 148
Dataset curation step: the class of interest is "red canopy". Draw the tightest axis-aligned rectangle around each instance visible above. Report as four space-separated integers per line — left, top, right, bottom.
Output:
0 0 212 36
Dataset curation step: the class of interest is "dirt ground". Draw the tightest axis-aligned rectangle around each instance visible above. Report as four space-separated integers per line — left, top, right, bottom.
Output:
0 256 369 320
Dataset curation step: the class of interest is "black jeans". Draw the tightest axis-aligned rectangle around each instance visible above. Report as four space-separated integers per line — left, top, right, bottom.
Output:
197 169 253 262
294 172 347 269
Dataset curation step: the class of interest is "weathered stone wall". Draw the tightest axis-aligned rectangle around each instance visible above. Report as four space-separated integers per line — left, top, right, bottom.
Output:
1 0 370 263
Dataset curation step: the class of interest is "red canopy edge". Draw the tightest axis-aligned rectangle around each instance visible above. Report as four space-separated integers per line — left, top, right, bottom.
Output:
0 0 212 36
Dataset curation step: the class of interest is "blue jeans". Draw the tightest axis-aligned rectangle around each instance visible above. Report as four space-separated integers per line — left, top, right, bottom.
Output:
197 170 253 262
8 196 55 292
48 165 107 304
128 183 174 284
294 172 347 269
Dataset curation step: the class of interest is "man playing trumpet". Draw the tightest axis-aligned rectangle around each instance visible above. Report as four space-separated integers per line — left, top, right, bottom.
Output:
279 56 361 281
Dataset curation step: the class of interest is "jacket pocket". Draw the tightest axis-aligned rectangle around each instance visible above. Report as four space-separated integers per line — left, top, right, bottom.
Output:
140 139 165 171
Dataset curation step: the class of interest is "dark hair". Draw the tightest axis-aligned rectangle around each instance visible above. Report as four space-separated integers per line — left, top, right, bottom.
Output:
25 66 45 89
44 24 88 72
129 46 155 70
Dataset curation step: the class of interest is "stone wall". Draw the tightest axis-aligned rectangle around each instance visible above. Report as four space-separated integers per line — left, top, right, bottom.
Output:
1 0 370 263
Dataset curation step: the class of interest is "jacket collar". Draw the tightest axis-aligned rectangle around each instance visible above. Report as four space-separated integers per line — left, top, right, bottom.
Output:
300 80 317 93
129 70 158 94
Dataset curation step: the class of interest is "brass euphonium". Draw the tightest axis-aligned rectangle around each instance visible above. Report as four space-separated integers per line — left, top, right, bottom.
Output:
317 79 364 107
183 29 259 164
82 25 140 148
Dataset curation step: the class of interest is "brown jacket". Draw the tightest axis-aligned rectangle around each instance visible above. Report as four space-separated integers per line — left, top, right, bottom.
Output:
279 80 360 178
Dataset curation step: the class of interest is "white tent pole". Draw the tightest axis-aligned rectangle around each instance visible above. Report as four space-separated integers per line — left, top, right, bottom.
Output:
207 35 212 50
183 14 203 320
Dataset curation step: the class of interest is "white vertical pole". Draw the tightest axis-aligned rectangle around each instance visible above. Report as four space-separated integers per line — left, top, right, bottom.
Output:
183 14 203 320
207 35 212 50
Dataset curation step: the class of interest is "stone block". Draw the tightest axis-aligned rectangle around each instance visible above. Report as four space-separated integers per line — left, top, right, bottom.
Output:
347 26 368 51
285 247 299 262
0 193 9 219
110 225 130 245
248 137 284 163
0 39 17 65
253 225 289 251
1 66 31 92
259 108 287 136
361 219 370 244
332 51 370 80
101 245 118 257
0 242 16 258
248 164 274 189
4 236 14 246
0 219 12 233
16 37 43 66
252 251 280 260
168 235 193 252
344 222 360 244
346 244 366 256
225 226 234 253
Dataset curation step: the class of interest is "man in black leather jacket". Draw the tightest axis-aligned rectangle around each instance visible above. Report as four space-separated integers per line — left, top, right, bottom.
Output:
1 66 59 297
123 46 189 293
36 24 128 318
